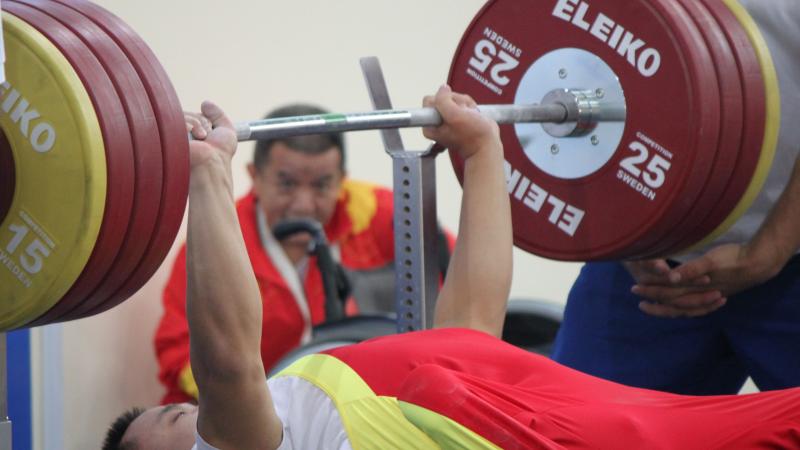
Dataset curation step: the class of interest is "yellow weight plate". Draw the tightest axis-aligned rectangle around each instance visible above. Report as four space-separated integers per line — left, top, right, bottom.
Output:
694 0 780 248
0 13 106 330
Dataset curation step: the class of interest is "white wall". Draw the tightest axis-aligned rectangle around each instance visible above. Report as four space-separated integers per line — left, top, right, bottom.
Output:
33 1 582 448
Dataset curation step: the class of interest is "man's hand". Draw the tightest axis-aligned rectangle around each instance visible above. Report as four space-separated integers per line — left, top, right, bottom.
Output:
422 84 500 160
186 101 237 170
632 149 800 319
630 243 783 318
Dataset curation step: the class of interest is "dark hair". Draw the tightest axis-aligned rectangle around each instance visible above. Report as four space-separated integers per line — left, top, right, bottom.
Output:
252 103 346 171
102 407 145 450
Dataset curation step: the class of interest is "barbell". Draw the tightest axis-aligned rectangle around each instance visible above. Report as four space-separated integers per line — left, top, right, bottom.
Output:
0 0 783 330
229 91 626 142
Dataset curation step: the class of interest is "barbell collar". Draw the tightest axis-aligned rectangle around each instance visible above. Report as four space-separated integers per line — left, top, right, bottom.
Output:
541 88 627 138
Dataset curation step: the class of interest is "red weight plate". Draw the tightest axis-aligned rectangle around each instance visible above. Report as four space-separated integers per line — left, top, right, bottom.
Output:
570 0 722 260
0 131 14 222
685 0 769 249
2 2 136 326
13 0 164 325
54 0 189 318
448 0 720 260
639 0 744 258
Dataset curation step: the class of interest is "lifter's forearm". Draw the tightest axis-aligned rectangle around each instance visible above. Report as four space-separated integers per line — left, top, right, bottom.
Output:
436 142 512 337
187 158 263 379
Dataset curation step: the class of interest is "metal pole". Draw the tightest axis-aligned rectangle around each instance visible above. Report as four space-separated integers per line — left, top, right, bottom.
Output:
236 103 571 141
233 99 626 142
391 152 439 331
360 56 441 332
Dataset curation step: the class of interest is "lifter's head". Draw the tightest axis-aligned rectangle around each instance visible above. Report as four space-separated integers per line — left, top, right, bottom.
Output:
103 403 197 450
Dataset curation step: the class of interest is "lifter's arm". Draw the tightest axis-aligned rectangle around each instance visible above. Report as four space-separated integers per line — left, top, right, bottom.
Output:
426 86 513 337
185 102 282 449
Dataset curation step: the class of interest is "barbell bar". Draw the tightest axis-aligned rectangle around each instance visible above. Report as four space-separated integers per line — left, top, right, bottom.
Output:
232 93 628 142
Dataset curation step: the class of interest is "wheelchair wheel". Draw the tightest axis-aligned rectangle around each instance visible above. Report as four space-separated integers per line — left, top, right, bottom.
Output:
268 315 397 377
502 298 564 356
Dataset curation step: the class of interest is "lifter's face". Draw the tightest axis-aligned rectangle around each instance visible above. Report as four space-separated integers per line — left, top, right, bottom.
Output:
248 143 344 250
123 403 198 450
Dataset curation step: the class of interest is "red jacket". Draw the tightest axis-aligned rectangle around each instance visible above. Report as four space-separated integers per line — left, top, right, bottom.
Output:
155 179 398 403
